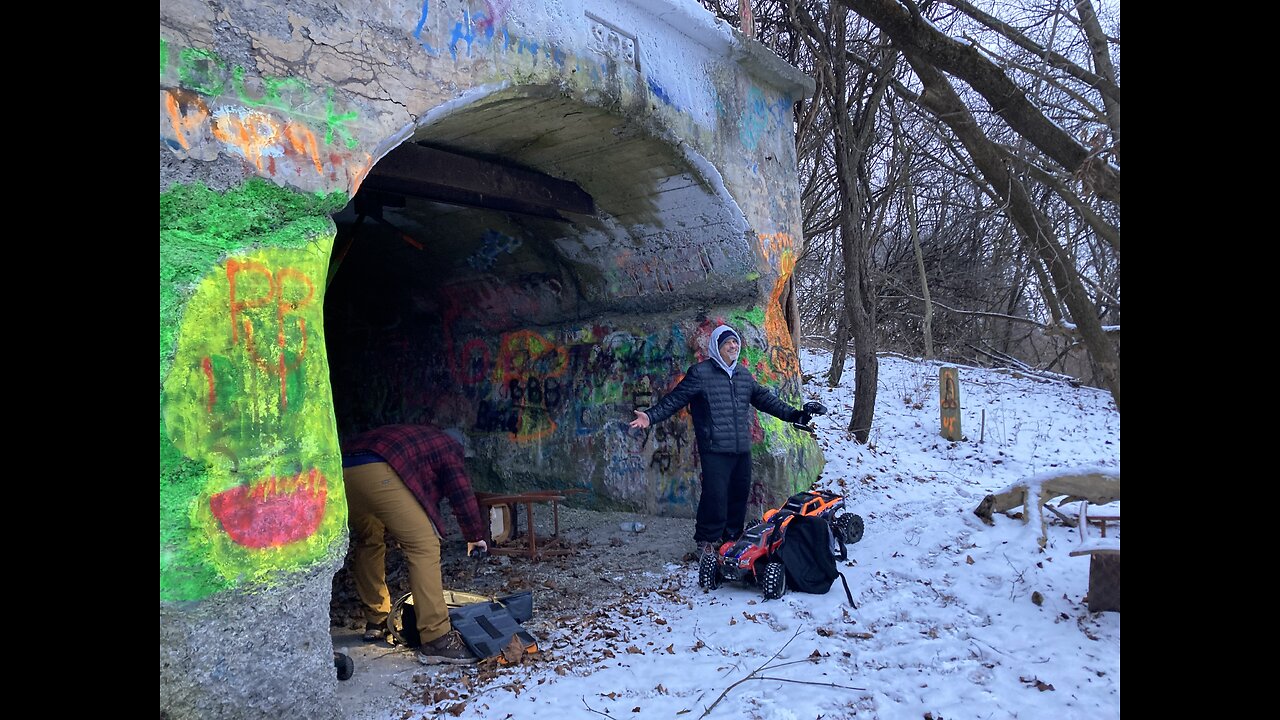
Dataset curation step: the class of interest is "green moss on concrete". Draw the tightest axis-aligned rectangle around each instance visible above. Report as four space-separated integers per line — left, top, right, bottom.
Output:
160 418 224 601
731 309 768 375
737 307 766 328
160 179 346 379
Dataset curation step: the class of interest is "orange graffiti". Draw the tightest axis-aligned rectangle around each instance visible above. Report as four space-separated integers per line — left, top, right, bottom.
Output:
939 367 960 439
211 109 283 172
348 154 373 196
494 330 569 442
941 374 959 409
164 89 210 150
762 249 799 378
226 259 314 409
164 90 370 193
757 232 796 267
283 122 324 176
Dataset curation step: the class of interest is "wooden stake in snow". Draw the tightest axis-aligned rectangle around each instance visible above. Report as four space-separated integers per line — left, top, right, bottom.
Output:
940 366 961 440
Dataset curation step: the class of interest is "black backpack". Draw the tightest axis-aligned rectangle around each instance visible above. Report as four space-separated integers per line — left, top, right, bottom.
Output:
776 515 856 605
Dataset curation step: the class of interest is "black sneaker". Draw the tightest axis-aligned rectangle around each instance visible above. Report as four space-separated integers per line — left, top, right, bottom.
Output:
363 622 386 642
697 541 717 556
417 630 478 665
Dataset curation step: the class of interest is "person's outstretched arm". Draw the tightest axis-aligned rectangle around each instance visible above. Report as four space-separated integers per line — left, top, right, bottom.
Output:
749 378 805 423
634 368 701 427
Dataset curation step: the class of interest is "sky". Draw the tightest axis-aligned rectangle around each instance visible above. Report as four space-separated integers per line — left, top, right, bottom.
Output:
387 348 1120 719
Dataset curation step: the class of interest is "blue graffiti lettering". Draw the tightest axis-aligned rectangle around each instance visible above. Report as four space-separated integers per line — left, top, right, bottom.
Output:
466 229 522 271
647 77 675 108
450 10 478 61
739 86 769 151
413 0 439 56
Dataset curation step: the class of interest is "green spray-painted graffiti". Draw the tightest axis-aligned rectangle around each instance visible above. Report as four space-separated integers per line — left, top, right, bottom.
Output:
160 180 348 602
160 38 361 150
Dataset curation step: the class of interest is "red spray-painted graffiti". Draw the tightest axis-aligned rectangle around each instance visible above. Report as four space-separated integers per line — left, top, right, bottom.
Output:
226 259 313 409
209 468 328 548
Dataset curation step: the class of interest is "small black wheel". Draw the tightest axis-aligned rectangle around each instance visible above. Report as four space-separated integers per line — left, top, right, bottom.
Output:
835 513 864 546
761 561 787 600
334 652 354 681
698 550 721 590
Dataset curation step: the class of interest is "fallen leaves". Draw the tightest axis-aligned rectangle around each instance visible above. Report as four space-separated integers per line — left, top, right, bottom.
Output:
500 636 527 665
626 645 644 655
1020 676 1055 692
424 687 459 705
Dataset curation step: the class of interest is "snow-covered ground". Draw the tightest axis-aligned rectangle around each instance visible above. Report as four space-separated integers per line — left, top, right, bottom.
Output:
398 349 1121 719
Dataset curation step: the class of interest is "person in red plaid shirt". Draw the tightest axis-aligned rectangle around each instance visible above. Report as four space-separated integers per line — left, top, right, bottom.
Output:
341 424 488 665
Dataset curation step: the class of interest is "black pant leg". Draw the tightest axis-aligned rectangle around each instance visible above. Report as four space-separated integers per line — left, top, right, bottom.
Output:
695 452 733 542
724 452 752 541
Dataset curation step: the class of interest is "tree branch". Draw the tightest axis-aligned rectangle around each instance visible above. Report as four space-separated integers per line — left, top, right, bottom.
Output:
881 291 1048 329
838 0 1120 205
700 627 807 718
938 0 1120 104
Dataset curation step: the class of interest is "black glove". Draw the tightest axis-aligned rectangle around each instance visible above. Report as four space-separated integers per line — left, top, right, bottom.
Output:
802 401 828 416
800 401 828 424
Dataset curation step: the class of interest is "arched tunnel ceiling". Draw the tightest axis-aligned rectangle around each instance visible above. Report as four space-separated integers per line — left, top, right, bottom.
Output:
347 86 758 317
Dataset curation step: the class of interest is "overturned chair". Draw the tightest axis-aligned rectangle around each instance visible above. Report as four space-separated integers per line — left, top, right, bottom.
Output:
1069 502 1120 613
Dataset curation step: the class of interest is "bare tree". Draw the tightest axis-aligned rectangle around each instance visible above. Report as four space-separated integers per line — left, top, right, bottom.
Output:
834 0 1120 409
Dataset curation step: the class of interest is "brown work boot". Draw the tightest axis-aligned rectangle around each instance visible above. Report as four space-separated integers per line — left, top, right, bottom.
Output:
416 630 478 665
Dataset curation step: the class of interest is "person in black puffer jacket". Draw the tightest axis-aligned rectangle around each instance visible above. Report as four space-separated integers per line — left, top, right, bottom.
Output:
629 324 810 555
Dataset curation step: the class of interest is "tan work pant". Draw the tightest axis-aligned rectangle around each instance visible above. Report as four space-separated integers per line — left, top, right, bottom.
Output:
342 461 450 645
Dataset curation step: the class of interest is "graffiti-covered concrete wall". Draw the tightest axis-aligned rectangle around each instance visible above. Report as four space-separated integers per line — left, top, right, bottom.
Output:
161 0 817 716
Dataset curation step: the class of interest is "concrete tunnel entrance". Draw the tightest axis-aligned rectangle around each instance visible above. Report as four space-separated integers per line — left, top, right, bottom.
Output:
323 85 764 515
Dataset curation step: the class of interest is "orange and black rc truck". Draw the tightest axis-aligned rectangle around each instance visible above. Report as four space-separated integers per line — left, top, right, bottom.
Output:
698 490 864 599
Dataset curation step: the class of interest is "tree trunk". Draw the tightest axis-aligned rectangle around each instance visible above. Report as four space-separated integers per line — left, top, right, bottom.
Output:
1074 0 1121 149
902 144 932 360
828 310 848 387
827 8 889 443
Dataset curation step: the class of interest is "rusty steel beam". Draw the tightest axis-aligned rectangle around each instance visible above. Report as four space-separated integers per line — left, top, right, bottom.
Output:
363 142 594 219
